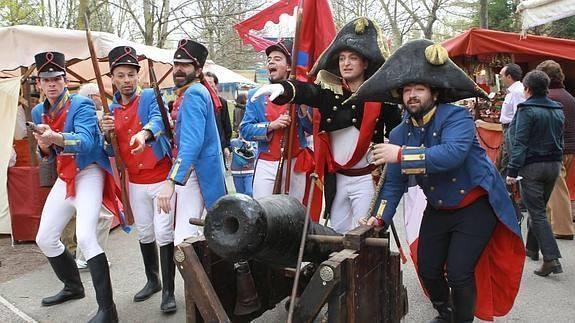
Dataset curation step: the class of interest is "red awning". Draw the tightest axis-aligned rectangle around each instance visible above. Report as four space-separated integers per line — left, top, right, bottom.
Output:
442 28 575 61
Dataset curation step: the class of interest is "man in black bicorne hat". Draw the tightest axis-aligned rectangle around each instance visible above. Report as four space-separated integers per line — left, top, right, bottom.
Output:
359 39 525 322
251 17 402 232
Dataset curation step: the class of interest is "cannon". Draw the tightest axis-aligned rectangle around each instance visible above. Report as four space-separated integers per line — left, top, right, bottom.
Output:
175 194 408 323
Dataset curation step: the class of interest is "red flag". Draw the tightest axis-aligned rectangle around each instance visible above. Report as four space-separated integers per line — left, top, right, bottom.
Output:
234 0 298 51
291 0 336 221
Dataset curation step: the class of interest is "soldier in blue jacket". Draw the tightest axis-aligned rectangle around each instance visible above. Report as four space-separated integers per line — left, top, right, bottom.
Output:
356 40 525 322
31 51 119 322
100 46 177 313
157 39 226 245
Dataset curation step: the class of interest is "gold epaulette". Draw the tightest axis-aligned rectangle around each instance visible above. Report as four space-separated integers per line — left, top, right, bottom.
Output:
314 70 344 96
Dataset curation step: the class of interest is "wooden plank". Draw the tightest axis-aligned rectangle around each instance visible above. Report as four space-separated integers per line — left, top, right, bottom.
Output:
293 261 341 323
343 225 373 250
175 242 231 323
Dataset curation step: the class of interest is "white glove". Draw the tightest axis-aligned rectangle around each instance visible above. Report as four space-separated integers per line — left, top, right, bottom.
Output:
251 84 284 102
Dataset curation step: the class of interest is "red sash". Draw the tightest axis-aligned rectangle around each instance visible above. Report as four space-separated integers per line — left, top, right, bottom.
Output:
43 100 77 199
259 101 303 161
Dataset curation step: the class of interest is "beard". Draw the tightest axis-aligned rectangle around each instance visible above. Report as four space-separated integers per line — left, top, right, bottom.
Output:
405 97 436 120
173 71 198 88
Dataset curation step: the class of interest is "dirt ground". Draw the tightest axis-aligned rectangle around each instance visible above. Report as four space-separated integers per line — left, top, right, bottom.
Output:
0 235 47 284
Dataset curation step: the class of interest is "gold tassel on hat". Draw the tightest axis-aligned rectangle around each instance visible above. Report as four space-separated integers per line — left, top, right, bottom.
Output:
425 44 449 66
354 17 370 34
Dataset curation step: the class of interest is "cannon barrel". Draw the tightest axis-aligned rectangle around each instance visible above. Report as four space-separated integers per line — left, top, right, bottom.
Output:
204 194 342 267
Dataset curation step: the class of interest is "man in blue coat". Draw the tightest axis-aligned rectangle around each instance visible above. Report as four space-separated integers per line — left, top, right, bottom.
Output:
355 40 525 322
32 51 119 322
100 46 177 313
157 39 226 245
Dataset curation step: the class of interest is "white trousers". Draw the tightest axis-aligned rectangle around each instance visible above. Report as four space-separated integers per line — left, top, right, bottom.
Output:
129 181 175 246
76 207 113 263
330 173 375 234
252 158 306 202
174 171 205 245
36 165 104 260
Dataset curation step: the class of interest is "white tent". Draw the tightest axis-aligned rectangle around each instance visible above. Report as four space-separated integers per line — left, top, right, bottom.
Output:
0 25 255 91
518 0 575 33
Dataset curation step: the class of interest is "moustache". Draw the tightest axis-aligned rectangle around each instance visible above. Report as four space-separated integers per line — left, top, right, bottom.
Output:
174 72 187 78
407 98 420 104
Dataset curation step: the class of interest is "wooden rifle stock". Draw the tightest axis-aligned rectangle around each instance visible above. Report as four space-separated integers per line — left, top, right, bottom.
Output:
148 60 174 143
272 133 286 194
84 14 134 225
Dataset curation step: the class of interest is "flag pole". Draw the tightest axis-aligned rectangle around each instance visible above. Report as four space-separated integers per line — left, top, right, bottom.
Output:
281 0 305 195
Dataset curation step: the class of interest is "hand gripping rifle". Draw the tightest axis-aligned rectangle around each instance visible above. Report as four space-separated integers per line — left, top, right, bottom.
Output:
84 14 134 226
148 60 174 143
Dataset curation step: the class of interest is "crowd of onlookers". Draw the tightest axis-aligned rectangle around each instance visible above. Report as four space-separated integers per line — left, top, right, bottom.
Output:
500 60 574 275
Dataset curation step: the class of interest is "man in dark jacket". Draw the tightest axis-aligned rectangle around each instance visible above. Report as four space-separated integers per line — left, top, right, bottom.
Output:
506 70 564 276
537 60 575 240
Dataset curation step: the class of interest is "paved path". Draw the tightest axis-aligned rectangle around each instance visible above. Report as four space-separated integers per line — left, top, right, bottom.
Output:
1 194 574 322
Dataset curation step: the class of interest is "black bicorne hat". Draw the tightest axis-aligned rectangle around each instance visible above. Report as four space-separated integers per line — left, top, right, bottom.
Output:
173 39 209 68
351 39 488 104
35 51 66 78
265 39 293 65
108 46 140 72
310 17 389 79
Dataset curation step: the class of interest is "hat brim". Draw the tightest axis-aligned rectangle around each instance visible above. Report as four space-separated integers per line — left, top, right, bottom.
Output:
38 71 65 78
173 58 200 65
111 62 141 71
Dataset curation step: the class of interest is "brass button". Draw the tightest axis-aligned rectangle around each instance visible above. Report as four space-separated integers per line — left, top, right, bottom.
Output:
408 132 411 136
326 118 332 123
333 106 338 111
438 199 443 205
430 186 435 191
419 154 424 159
138 163 143 168
128 129 132 134
351 105 356 110
376 118 379 122
374 130 378 134
452 178 457 182
460 189 465 195
352 118 357 123
335 95 340 99
59 173 64 176
433 132 437 136
405 120 409 124
75 168 80 172
124 116 128 120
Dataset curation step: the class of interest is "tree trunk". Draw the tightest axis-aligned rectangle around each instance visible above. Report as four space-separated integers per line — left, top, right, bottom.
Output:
479 0 488 29
77 0 89 29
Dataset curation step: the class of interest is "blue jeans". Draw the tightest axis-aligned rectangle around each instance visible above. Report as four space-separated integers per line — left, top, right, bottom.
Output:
233 174 254 197
520 161 562 261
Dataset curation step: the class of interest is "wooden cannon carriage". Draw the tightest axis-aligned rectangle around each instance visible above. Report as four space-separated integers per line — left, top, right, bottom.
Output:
173 195 408 323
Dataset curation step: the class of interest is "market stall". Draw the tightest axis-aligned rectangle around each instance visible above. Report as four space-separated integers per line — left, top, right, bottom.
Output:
442 28 575 165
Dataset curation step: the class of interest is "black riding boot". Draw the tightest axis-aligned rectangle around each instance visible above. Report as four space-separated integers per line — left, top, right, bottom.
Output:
451 282 476 323
87 253 118 323
159 244 177 313
42 249 85 306
422 277 453 323
134 242 161 302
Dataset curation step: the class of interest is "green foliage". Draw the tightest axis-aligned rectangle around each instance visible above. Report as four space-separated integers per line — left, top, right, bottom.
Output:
531 16 575 40
487 0 516 31
0 0 41 26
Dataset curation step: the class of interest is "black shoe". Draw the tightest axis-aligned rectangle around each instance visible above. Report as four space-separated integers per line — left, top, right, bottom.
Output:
87 253 118 323
452 283 476 323
422 278 453 323
534 259 563 277
554 234 574 240
134 242 162 302
525 249 539 261
42 250 85 306
160 244 177 313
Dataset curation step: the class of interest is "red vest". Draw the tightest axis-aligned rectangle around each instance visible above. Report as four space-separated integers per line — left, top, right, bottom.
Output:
258 101 302 161
113 96 172 184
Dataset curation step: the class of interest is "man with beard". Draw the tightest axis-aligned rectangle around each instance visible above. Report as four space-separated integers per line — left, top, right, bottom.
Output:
240 40 312 202
100 46 176 313
31 51 120 322
359 40 524 322
157 39 226 245
251 17 402 232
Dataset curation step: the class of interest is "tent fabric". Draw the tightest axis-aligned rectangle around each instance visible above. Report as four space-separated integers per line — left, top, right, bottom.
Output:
518 0 575 32
0 77 20 235
442 28 575 62
0 25 255 87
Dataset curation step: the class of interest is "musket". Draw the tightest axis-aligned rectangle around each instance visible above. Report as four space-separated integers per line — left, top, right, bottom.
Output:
84 14 134 225
272 135 286 194
148 60 174 143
